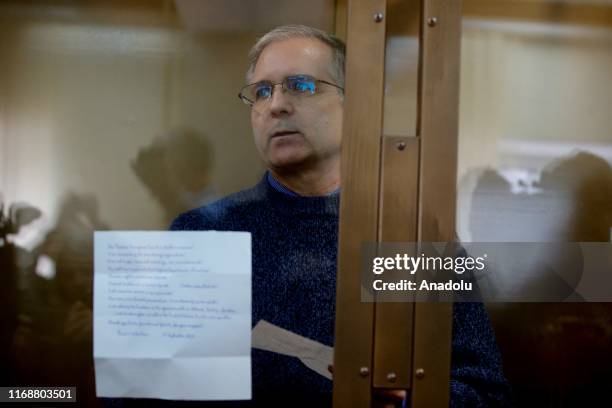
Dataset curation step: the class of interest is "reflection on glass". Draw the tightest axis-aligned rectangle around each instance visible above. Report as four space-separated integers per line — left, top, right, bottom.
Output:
458 4 612 243
459 1 612 406
0 0 333 404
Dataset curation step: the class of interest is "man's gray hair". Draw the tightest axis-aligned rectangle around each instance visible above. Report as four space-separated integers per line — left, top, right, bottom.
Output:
246 24 346 87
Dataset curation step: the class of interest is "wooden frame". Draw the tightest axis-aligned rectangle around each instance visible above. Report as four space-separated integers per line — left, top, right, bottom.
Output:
333 0 386 406
334 0 462 406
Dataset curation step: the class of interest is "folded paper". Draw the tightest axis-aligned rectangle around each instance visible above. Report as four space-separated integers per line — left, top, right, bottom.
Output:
94 231 252 400
252 320 333 380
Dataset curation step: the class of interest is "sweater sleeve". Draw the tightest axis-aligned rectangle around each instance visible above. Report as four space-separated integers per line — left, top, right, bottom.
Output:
449 302 514 407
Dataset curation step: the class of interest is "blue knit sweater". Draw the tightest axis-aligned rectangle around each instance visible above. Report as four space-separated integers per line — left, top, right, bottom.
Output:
165 174 513 407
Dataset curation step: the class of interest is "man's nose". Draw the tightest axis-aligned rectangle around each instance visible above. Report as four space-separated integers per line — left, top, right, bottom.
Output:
268 84 294 116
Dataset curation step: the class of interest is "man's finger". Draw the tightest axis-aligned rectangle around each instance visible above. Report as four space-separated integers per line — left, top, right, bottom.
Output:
374 389 407 402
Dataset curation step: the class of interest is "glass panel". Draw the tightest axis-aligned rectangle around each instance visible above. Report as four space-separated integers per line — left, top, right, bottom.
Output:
383 0 421 137
459 1 612 406
0 0 334 402
458 3 612 243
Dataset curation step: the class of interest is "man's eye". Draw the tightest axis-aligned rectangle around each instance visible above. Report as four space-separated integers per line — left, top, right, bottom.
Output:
254 86 272 100
288 79 316 94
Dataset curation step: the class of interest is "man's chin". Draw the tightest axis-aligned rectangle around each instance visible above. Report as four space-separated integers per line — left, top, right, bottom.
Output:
267 155 312 173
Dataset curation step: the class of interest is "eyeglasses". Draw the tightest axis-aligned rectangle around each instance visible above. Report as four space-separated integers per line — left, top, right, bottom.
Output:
238 74 343 107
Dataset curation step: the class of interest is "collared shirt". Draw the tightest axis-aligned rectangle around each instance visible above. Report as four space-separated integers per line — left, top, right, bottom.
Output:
266 171 340 197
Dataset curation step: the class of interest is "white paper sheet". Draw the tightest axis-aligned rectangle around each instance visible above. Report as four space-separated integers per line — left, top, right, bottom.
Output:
93 231 252 400
252 320 333 380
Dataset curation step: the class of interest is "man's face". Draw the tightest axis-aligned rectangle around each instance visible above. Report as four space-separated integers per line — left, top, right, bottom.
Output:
249 37 343 172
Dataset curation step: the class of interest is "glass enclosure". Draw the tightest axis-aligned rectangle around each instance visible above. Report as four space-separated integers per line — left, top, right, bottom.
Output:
381 0 612 405
1 0 611 406
459 1 612 406
0 0 333 404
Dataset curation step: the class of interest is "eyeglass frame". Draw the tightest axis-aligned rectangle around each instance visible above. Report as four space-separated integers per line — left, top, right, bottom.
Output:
237 74 344 107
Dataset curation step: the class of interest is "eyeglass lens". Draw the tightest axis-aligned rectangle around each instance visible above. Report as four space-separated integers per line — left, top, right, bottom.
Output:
251 76 317 103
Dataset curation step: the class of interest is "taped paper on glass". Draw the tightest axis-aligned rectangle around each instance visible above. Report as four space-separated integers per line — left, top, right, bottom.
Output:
94 231 252 400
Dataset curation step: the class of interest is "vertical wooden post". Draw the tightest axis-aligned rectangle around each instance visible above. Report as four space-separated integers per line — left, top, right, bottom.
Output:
334 0 462 406
333 0 387 406
373 137 419 391
411 0 462 406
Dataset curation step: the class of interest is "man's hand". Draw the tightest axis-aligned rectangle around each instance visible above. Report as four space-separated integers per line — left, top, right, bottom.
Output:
373 389 407 408
328 364 407 407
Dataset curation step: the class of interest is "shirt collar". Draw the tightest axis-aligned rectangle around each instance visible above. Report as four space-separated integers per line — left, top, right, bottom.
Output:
266 171 340 197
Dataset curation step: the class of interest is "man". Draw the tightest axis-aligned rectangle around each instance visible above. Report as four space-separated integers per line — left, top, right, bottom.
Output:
172 25 511 407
